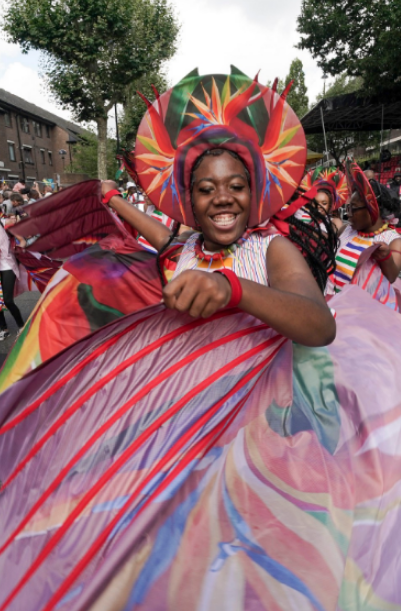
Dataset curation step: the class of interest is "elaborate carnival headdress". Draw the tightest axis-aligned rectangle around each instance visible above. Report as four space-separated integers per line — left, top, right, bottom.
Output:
345 160 379 224
300 166 348 211
125 66 307 227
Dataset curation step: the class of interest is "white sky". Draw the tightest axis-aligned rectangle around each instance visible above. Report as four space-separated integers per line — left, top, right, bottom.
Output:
0 0 326 128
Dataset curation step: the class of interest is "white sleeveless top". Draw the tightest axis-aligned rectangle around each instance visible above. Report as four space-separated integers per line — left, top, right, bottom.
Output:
172 231 280 285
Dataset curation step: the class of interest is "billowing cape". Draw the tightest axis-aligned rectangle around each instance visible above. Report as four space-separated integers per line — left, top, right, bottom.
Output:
0 286 401 611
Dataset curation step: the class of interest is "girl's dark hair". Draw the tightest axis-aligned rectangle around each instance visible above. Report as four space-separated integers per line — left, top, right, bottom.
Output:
156 221 181 288
282 202 338 293
369 179 400 218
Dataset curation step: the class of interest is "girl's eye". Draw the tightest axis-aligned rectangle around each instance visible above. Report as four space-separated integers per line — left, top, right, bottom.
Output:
199 187 213 194
231 184 244 191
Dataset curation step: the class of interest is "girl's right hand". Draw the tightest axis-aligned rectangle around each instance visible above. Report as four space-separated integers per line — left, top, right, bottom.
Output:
101 180 118 198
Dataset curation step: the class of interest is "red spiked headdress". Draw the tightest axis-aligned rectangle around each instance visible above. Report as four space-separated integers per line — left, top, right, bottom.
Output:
345 160 379 224
300 166 349 211
125 66 307 227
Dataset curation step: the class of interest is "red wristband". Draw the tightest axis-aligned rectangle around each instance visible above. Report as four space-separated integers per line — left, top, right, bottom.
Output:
102 189 121 205
214 268 243 308
377 252 392 263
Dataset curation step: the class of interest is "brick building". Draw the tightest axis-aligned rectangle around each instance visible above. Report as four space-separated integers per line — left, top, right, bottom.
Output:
0 89 87 187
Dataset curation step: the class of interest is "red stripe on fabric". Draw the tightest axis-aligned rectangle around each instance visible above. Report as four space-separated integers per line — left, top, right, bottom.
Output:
340 249 359 261
0 312 155 434
42 340 285 611
382 280 391 305
2 310 240 490
359 263 376 290
372 272 384 299
0 309 235 435
0 337 284 610
0 323 268 551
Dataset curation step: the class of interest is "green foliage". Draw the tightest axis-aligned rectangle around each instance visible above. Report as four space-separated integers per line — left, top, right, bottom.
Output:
3 0 179 177
267 59 309 119
316 74 364 102
119 70 169 150
65 131 119 178
297 0 401 95
285 59 309 118
307 74 381 167
4 0 179 121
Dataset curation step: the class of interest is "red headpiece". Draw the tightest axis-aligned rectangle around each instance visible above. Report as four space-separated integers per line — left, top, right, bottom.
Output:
125 66 307 227
300 166 348 211
345 160 379 224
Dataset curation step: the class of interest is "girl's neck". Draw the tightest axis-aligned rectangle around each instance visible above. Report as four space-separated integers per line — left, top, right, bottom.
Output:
363 216 385 234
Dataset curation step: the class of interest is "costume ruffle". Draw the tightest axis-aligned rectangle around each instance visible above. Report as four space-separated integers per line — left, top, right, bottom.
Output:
1 286 401 611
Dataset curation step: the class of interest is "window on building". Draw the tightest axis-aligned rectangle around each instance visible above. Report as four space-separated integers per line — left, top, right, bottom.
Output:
48 151 53 166
33 121 42 137
20 116 30 133
8 142 16 162
4 112 12 127
45 124 50 138
40 149 46 164
23 146 34 164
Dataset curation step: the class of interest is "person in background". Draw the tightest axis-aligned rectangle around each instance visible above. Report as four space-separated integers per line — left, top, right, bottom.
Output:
12 178 26 193
27 189 41 204
0 222 24 340
388 172 401 201
2 191 14 215
9 193 28 217
43 184 54 197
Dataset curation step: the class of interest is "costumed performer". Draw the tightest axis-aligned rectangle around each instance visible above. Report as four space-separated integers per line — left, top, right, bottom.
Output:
326 161 401 309
299 166 348 232
1 68 401 611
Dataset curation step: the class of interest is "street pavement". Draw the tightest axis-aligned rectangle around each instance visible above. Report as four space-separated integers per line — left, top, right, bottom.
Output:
0 291 41 367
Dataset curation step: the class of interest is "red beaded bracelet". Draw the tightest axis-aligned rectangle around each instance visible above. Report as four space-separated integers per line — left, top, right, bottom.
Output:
377 252 392 263
102 189 121 205
214 268 243 308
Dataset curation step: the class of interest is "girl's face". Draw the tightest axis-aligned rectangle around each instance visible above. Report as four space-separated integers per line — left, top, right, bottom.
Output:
315 190 332 215
347 192 373 231
191 152 251 251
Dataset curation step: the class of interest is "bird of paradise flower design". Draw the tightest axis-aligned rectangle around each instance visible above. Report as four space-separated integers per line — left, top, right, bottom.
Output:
132 68 306 225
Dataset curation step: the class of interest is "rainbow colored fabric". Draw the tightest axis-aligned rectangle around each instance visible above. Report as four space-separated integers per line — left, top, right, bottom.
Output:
1 285 401 610
124 67 307 227
0 234 163 393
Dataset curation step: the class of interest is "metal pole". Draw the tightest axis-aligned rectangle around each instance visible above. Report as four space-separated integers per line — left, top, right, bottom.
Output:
115 104 120 154
320 105 329 166
379 104 385 179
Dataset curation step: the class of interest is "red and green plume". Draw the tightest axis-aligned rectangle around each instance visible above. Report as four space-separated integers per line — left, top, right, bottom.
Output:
300 166 349 211
128 66 307 227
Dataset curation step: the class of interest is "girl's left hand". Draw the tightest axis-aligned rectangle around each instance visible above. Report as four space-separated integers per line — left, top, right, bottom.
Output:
371 243 391 262
162 270 232 318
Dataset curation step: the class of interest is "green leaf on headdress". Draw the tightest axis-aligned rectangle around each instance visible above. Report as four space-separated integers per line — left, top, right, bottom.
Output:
230 65 269 144
137 135 162 155
278 125 301 149
165 68 203 146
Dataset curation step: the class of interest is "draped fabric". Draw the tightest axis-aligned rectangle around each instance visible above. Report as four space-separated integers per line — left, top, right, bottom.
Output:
1 286 401 611
0 234 162 393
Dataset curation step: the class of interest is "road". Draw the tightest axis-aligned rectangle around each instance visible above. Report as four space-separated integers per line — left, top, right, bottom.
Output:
0 291 41 367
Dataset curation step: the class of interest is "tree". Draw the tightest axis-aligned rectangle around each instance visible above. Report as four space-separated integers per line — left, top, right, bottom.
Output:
307 75 382 167
297 0 401 96
119 70 169 151
65 131 119 179
267 58 309 119
3 0 179 178
285 59 309 119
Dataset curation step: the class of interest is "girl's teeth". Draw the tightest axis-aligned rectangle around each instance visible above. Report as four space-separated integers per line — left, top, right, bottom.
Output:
213 214 236 226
